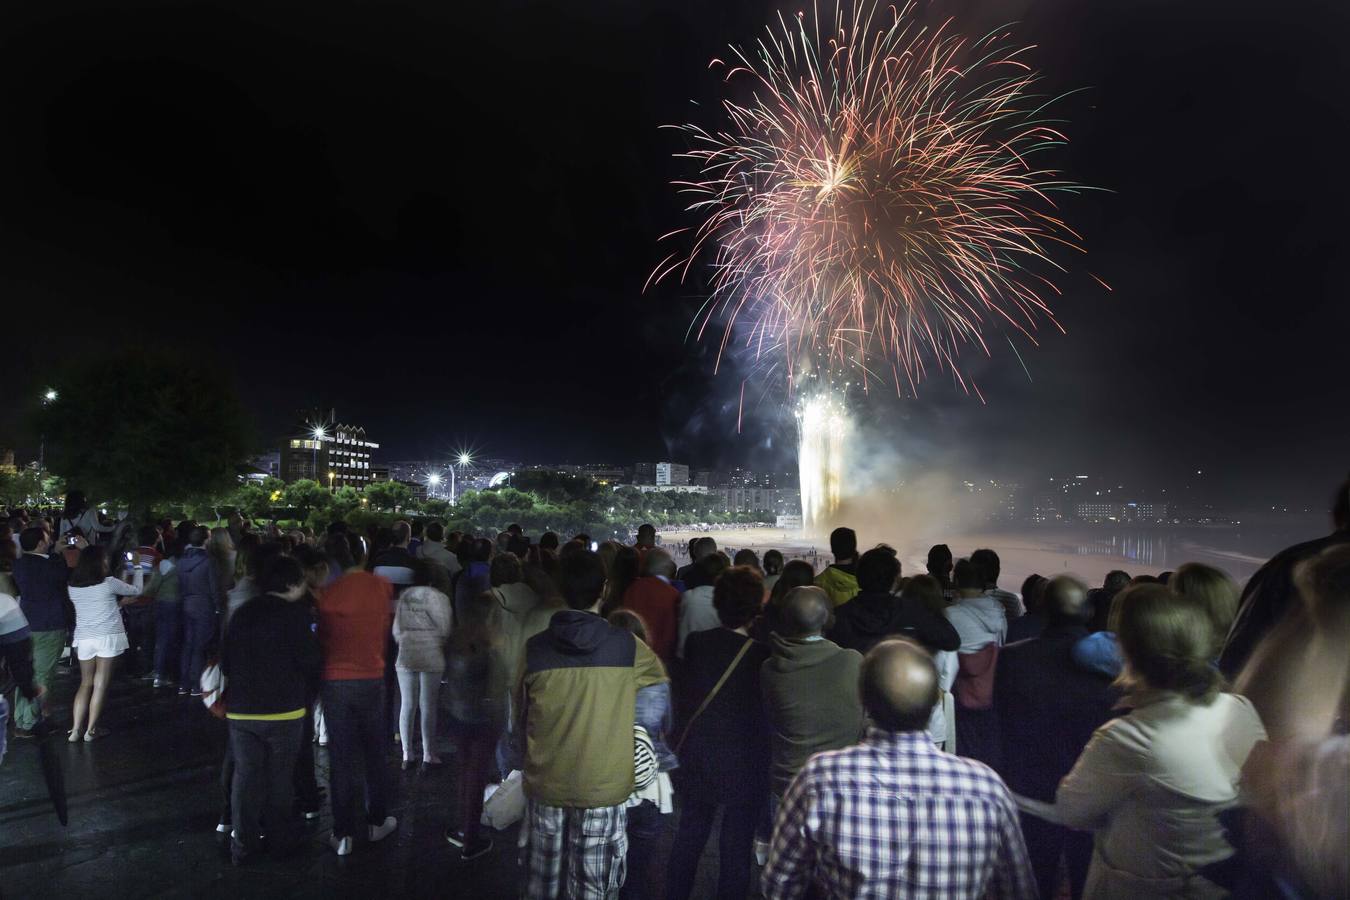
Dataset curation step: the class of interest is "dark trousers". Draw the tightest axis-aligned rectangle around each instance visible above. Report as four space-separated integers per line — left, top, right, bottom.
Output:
229 717 303 854
123 604 154 675
293 703 320 810
153 601 181 680
220 729 235 824
955 705 1002 770
179 597 215 689
622 800 667 900
453 722 498 845
1021 812 1093 900
321 678 389 840
666 794 759 900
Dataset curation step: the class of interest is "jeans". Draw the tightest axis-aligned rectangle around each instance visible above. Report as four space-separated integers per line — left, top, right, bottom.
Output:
395 668 440 760
666 795 760 900
153 601 181 681
179 597 216 690
229 717 303 855
621 800 667 900
14 630 65 730
122 604 154 676
1021 811 1093 900
321 678 389 840
294 703 321 810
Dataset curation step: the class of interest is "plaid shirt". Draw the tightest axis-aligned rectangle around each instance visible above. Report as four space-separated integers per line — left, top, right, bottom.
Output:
763 727 1037 900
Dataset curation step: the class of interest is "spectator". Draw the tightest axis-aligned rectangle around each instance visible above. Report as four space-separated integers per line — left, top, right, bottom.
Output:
947 557 1008 767
901 575 960 748
603 544 641 617
761 586 865 803
208 527 237 600
393 561 452 770
317 533 398 856
222 555 321 865
454 537 493 622
762 549 785 593
407 520 424 558
1170 562 1239 660
514 549 667 900
666 565 771 900
418 521 462 576
633 523 657 551
994 575 1115 900
1086 570 1130 634
763 639 1037 899
177 525 220 697
606 609 677 900
1015 584 1267 897
372 521 417 589
829 546 960 655
927 543 954 592
676 536 717 587
621 548 681 663
1009 574 1049 643
66 545 142 741
1 590 42 763
489 551 550 685
1071 584 1126 679
1221 480 1350 679
57 490 117 541
813 526 860 606
538 531 560 553
10 526 74 738
224 533 263 624
973 548 1025 619
677 552 729 658
0 539 17 603
755 558 815 641
443 590 510 861
732 548 761 572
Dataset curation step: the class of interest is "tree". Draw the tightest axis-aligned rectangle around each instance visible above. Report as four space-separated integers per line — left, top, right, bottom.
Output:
365 480 411 512
0 467 49 507
283 479 330 521
230 481 274 520
330 486 363 521
32 352 254 520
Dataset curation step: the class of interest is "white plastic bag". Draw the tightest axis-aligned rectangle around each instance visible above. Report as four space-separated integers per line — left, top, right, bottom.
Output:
481 769 525 830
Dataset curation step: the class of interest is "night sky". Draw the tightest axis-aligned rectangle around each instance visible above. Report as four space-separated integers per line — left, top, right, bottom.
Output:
2 0 1346 509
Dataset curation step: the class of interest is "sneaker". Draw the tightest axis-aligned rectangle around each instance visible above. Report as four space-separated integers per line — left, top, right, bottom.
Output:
189 689 204 697
12 727 35 739
754 837 770 866
367 816 397 843
216 821 231 834
328 834 353 856
444 828 466 848
303 808 321 821
177 687 188 696
460 836 493 861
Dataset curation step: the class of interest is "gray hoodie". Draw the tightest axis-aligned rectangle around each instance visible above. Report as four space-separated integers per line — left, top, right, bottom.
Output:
945 594 1008 653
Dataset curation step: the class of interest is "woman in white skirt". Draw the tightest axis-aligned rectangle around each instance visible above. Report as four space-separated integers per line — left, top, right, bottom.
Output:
68 545 142 741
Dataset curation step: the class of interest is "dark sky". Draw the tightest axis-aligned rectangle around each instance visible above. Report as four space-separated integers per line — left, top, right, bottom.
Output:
2 0 1346 509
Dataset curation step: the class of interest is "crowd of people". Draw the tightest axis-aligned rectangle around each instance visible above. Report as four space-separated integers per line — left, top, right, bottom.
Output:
1 478 1347 898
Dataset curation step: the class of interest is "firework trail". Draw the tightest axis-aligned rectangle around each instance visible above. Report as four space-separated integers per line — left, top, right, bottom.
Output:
650 0 1091 400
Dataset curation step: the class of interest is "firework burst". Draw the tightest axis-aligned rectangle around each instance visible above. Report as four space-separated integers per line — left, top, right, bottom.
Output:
651 0 1091 400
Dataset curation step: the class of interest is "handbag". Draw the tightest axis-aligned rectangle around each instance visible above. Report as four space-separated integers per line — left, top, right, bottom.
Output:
199 656 227 719
674 638 752 755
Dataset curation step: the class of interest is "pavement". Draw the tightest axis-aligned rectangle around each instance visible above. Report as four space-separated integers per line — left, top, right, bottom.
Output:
2 659 730 899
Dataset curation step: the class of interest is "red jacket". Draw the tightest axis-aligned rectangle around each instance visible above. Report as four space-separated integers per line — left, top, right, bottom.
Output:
622 576 680 663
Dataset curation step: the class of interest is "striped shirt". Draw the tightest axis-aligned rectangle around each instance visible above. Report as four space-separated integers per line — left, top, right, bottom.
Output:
763 727 1037 900
69 578 139 641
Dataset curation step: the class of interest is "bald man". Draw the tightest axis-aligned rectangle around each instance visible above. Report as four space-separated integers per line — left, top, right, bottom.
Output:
759 587 865 802
764 639 1037 900
994 576 1116 900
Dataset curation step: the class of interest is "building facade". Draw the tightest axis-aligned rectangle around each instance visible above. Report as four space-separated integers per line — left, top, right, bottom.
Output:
281 422 379 489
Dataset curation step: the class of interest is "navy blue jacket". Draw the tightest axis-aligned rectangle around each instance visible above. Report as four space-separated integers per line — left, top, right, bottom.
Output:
12 552 70 632
176 547 219 606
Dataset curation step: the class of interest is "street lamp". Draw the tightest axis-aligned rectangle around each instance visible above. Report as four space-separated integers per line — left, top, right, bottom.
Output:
39 388 57 471
428 472 442 499
450 451 473 506
328 471 336 493
311 426 327 480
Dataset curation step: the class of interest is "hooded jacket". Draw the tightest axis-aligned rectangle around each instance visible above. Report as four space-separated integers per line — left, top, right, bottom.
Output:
176 547 219 607
814 562 860 607
828 589 961 655
946 593 1008 653
761 634 865 796
516 609 666 808
392 585 452 672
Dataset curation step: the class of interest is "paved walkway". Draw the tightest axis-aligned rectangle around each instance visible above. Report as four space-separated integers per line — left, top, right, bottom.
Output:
2 660 729 898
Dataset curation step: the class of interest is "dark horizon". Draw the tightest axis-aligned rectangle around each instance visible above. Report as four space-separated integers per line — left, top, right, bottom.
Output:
3 0 1347 511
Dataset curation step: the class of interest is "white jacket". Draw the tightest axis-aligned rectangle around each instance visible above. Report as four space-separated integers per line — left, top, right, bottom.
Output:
392 586 452 672
1018 692 1266 899
945 594 1008 653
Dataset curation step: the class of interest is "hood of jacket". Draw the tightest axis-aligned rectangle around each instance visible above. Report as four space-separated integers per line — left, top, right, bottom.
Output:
767 633 851 673
837 590 900 636
177 547 211 584
545 609 611 655
952 594 1006 634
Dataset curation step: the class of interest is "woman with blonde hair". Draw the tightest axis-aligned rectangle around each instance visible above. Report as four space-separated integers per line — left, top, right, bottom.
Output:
1016 584 1266 898
1169 563 1239 659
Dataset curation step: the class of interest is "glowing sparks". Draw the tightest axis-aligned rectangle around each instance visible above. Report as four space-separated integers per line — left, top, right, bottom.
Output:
653 0 1090 397
796 392 854 532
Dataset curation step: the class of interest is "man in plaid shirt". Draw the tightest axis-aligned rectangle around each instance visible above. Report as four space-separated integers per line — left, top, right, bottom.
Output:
763 638 1037 900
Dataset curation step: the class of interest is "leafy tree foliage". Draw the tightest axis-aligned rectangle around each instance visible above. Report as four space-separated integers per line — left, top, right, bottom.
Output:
33 353 254 518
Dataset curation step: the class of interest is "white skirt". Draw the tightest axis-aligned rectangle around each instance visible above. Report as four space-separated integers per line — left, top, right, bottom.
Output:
75 632 129 660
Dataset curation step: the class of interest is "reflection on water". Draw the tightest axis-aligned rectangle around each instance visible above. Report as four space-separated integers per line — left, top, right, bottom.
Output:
1053 528 1290 582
